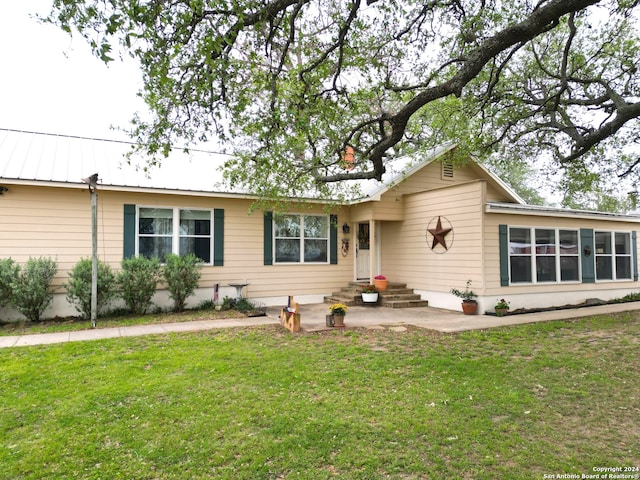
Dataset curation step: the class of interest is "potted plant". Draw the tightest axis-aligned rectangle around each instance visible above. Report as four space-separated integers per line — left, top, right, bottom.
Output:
450 279 478 315
361 284 379 303
329 303 349 327
373 274 388 291
494 298 510 317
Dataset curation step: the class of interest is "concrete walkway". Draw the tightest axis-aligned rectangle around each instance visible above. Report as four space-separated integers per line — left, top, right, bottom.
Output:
1 301 639 349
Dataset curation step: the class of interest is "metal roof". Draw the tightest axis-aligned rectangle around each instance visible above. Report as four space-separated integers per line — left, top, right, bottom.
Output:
0 128 231 194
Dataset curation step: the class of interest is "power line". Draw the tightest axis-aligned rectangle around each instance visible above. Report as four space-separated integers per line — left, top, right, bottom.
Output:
0 127 230 156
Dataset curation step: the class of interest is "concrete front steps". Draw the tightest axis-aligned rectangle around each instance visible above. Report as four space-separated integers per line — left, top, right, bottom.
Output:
324 281 429 309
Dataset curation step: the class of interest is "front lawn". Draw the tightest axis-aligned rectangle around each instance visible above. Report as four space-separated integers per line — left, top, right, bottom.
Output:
1 313 638 479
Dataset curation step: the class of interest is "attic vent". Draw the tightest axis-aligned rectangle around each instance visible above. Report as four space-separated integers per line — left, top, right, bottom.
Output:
441 161 454 180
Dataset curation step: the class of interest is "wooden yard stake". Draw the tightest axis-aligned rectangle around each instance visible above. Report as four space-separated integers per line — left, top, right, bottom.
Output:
280 295 301 332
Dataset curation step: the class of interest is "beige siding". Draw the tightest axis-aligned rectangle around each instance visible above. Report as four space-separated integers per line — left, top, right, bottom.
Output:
484 182 512 203
378 159 496 197
380 181 485 293
370 192 404 220
0 185 353 299
355 159 514 222
0 186 92 286
350 202 374 223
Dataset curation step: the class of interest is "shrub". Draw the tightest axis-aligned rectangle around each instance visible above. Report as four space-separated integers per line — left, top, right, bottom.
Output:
232 298 251 312
65 258 118 319
118 256 162 315
0 258 19 308
11 257 58 322
221 296 235 310
162 253 201 312
197 299 217 310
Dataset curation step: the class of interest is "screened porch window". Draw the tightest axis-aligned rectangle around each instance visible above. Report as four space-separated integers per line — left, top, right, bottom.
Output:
509 227 532 283
509 227 580 284
595 231 632 280
559 230 580 281
274 214 329 263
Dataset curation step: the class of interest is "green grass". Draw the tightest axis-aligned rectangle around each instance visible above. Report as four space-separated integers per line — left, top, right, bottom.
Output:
1 313 639 479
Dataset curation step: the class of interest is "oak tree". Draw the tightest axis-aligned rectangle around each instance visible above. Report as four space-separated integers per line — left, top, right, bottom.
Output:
46 0 640 206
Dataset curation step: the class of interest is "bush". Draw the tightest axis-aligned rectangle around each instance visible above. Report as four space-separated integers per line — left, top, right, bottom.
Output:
221 296 235 310
233 297 256 313
11 257 57 322
118 256 162 315
65 258 118 319
162 253 201 312
0 258 19 308
197 299 217 310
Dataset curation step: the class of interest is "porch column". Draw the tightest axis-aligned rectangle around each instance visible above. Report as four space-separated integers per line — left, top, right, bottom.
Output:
369 220 376 283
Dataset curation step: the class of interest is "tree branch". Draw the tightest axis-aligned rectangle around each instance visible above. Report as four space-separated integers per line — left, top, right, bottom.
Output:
326 0 600 182
563 101 640 162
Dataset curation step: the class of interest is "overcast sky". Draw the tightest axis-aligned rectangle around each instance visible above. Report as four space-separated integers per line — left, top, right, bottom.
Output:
0 1 146 140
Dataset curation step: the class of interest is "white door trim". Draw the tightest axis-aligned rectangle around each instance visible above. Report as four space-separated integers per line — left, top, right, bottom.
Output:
356 222 370 280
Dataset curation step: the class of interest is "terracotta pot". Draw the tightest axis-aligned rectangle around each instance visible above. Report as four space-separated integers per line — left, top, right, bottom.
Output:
461 301 478 315
333 314 345 327
495 308 509 317
373 279 388 291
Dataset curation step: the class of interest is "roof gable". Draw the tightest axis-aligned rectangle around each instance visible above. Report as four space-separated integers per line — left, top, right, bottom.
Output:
352 144 525 205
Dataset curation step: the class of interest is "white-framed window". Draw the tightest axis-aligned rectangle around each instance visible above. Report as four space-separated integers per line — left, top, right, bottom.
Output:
595 231 632 280
509 227 580 284
274 214 329 263
138 207 213 263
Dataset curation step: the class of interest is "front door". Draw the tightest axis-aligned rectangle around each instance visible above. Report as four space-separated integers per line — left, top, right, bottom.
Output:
356 222 370 280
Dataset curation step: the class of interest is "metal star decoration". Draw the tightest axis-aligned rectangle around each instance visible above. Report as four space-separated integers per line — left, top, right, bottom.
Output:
427 216 452 250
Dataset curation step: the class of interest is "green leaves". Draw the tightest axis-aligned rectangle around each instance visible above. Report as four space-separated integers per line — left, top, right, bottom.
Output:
10 257 58 322
162 254 202 312
65 258 119 320
44 0 640 207
0 258 19 308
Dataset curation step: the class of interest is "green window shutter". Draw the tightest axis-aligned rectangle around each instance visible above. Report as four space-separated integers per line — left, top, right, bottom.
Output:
499 224 509 286
580 228 595 283
264 212 273 265
633 231 638 281
330 215 338 265
123 204 136 259
213 209 224 266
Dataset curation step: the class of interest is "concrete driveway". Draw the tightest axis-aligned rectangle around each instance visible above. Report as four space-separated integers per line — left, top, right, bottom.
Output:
273 301 640 333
